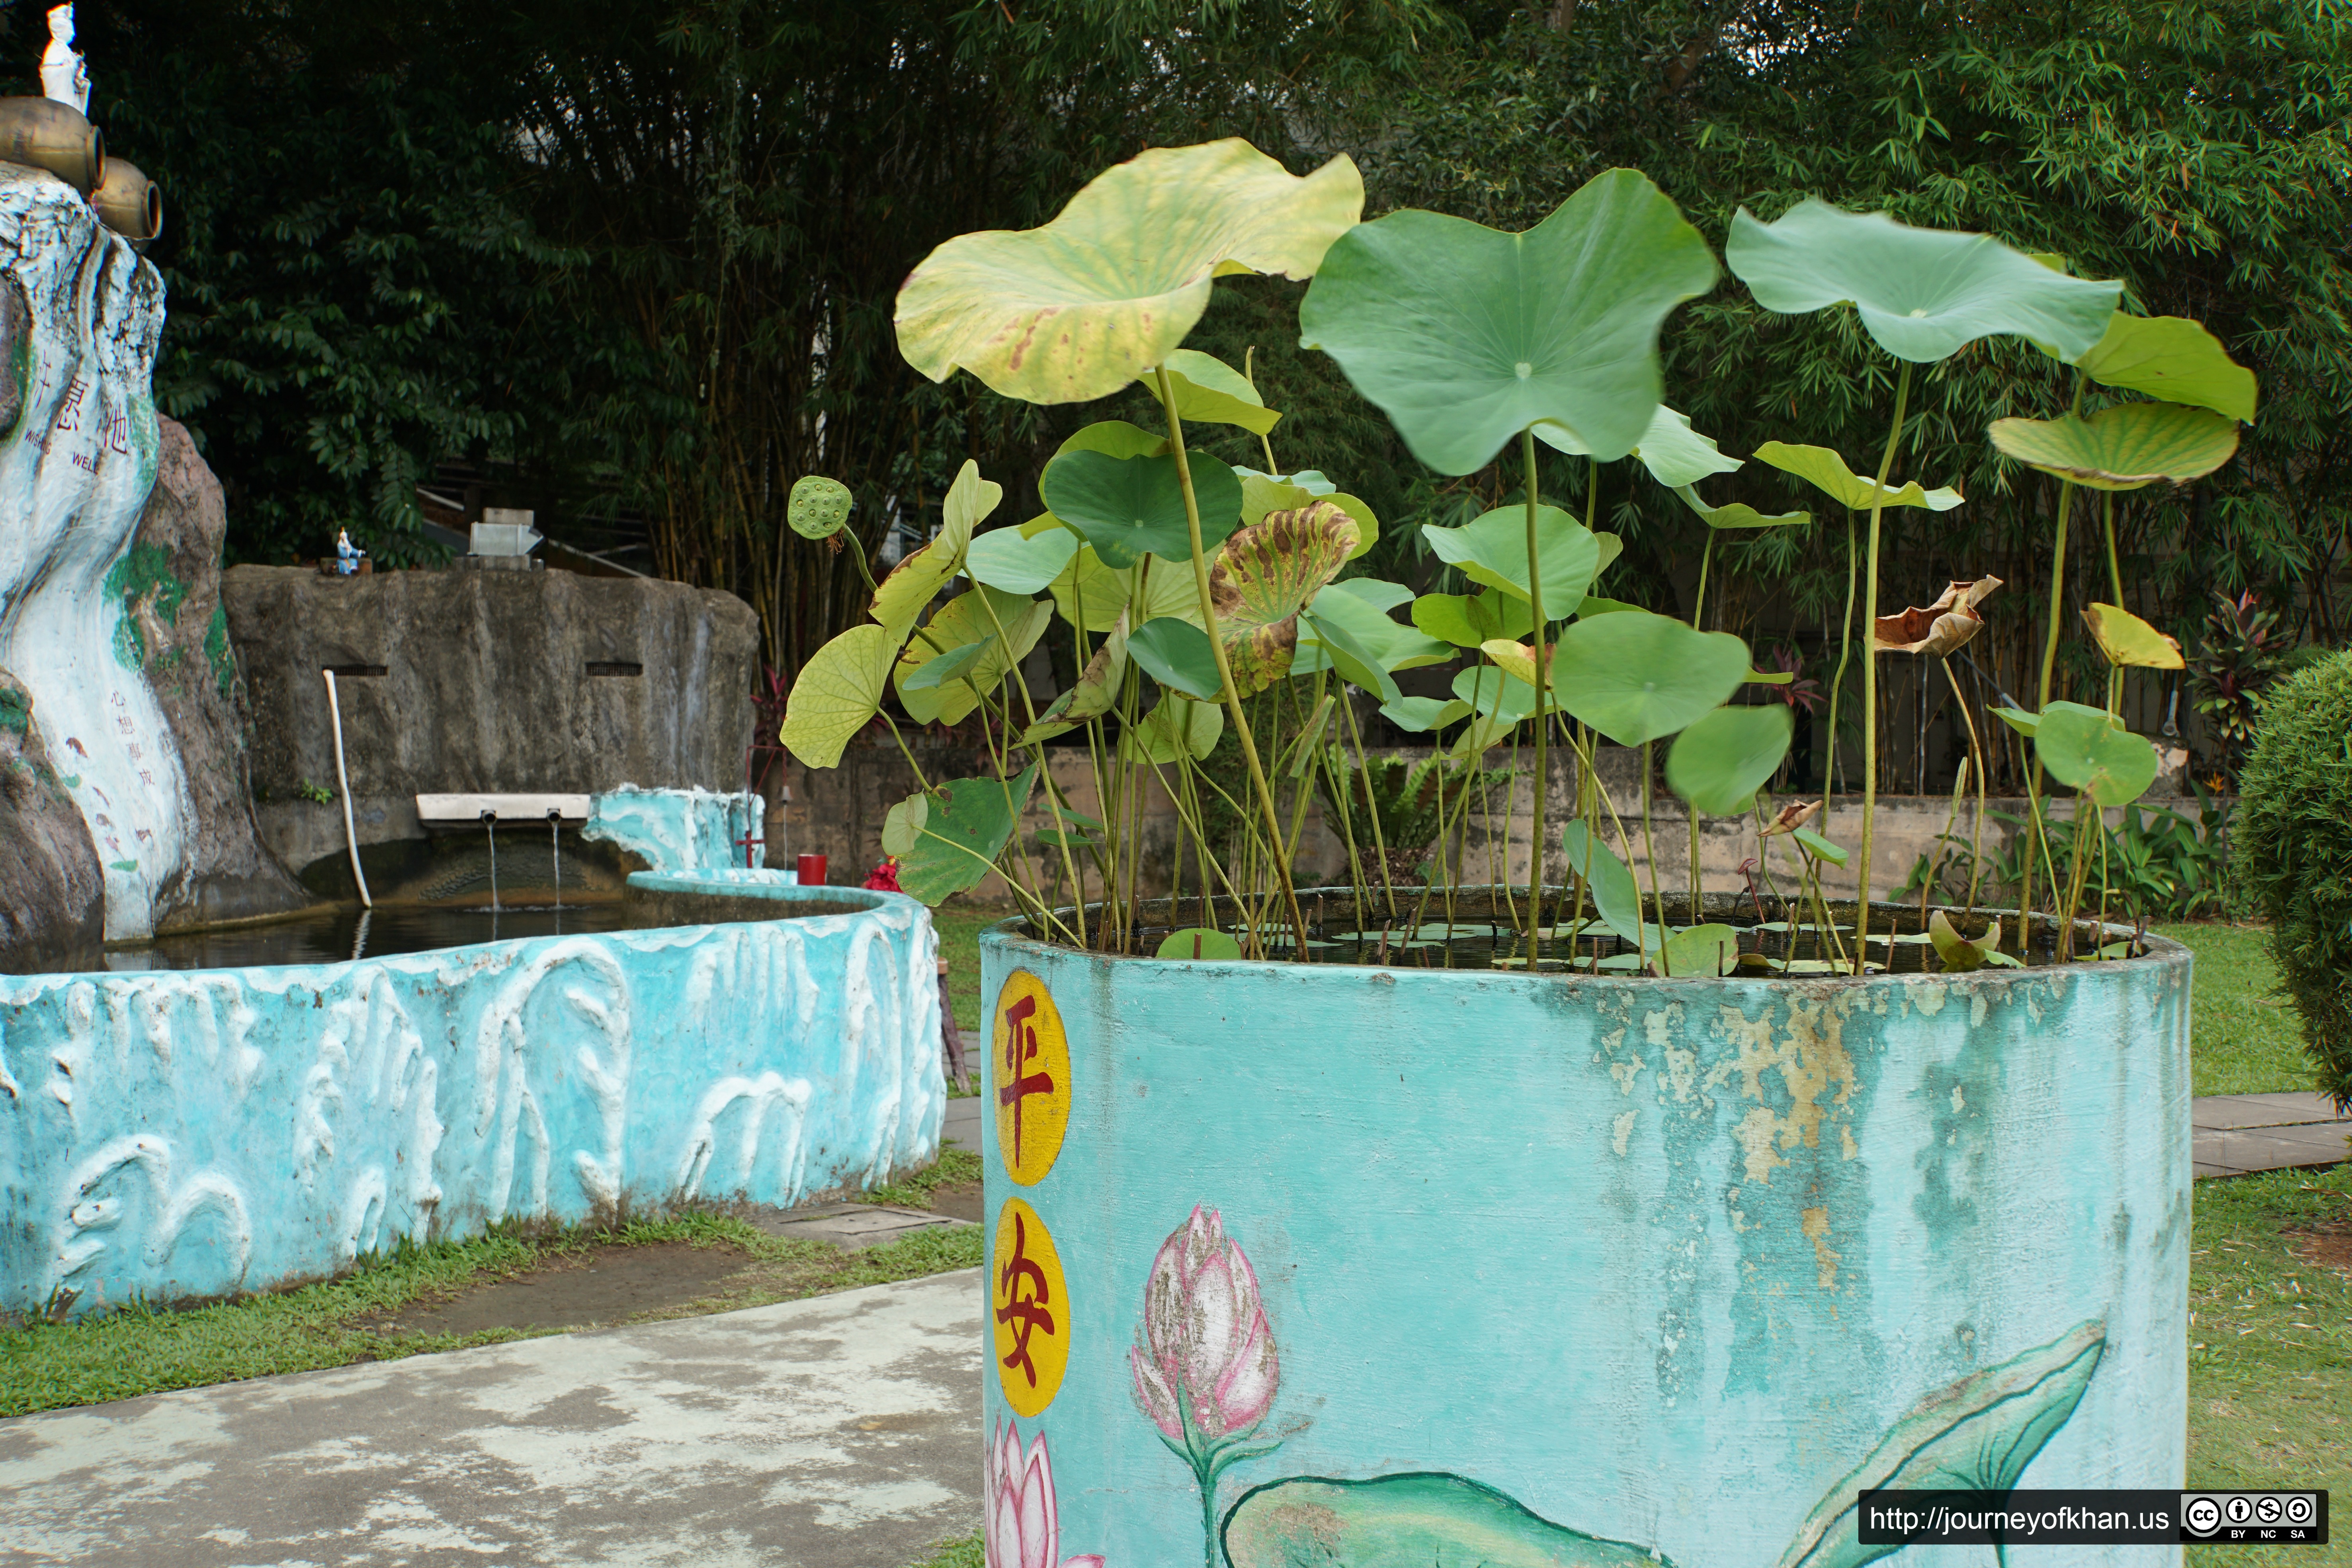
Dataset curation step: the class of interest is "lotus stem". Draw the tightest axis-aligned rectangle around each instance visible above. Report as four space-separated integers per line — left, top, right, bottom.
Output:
1155 365 1305 953
1642 739 1668 975
1828 510 1856 798
1522 427 1550 940
1854 359 1915 974
1946 657 1988 920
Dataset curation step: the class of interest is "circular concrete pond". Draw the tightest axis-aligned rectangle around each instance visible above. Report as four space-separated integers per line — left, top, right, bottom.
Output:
978 898 2189 1567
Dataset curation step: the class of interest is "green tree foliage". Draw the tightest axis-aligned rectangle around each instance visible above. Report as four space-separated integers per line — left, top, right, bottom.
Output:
2235 649 2352 1105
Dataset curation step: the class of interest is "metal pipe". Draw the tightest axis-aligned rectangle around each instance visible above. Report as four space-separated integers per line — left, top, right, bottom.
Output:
0 97 101 193
322 669 371 908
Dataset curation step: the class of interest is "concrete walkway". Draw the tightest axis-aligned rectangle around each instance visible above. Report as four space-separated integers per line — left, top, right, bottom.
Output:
0 1271 985 1568
2194 1092 2352 1178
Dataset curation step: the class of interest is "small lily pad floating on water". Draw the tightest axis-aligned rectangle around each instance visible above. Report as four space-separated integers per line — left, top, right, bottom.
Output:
1155 927 1242 961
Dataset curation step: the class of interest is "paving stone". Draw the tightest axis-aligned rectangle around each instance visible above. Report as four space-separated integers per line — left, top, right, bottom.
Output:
2192 1092 2348 1131
748 1202 975 1251
0 1271 985 1568
943 1097 983 1151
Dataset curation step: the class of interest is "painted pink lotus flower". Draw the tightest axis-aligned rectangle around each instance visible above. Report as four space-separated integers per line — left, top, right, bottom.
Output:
985 1418 1104 1568
1131 1205 1280 1447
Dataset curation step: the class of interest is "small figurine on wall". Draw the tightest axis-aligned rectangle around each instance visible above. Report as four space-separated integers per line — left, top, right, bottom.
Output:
40 6 89 116
335 529 366 576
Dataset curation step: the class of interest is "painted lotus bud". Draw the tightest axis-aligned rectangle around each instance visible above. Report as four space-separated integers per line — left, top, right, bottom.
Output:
1130 1205 1279 1446
985 1417 1105 1568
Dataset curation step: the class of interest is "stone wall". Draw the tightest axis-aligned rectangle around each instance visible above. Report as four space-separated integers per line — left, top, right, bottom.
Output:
225 566 760 879
783 741 2089 906
0 667 102 972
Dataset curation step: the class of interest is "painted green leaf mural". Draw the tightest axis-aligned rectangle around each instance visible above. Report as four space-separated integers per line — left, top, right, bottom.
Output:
1149 348 1280 435
787 475 852 540
1042 447 1244 568
1775 1321 2106 1568
1223 1472 1666 1568
1750 442 1963 511
780 623 899 768
1536 403 1741 488
1725 199 2120 363
2068 312 2258 423
1549 610 1750 746
870 459 999 640
895 138 1363 404
897 764 1040 906
1987 402 2241 490
1209 501 1356 696
1297 169 1718 475
2036 705 2159 807
1666 704 1794 815
1422 505 1600 609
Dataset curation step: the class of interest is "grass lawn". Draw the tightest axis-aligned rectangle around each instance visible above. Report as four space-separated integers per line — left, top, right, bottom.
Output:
0 1158 983 1420
2157 921 2316 1098
934 900 1002 1032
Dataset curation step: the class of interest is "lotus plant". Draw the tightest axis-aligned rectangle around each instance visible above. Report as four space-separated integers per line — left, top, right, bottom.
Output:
1131 1205 1283 1568
985 1418 1104 1568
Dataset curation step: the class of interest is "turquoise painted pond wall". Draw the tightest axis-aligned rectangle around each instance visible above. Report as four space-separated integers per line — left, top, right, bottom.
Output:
0 801 940 1318
978 915 2190 1568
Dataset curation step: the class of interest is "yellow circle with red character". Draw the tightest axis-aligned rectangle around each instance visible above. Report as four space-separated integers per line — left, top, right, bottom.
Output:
991 1197 1070 1416
991 970 1070 1185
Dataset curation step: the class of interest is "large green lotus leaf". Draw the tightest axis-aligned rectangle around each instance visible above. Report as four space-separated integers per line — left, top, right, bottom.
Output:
1673 485 1810 530
1147 348 1280 435
1293 582 1451 678
787 475 852 540
780 624 899 768
1298 170 1718 474
1536 404 1742 488
899 639 988 693
895 139 1363 404
2069 312 2257 423
1423 506 1600 609
1776 1321 2105 1568
1552 611 1750 746
1055 420 1167 460
965 526 1079 594
1659 923 1740 978
1382 695 1472 732
1223 1472 1665 1568
1126 615 1223 700
1452 664 1559 721
1155 925 1242 960
1666 704 1794 815
2082 602 2184 669
1750 442 1963 511
1987 401 2240 490
1324 577 1414 611
1726 199 2120 363
880 791 926 857
895 587 1052 725
1041 448 1244 568
898 764 1040 906
870 459 1000 639
2036 704 2158 807
1299 610 1403 703
1119 690 1223 763
1562 820 1658 950
1210 501 1356 695
1412 589 1534 648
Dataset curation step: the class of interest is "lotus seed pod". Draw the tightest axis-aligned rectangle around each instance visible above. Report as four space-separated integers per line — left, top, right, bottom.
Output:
787 475 852 540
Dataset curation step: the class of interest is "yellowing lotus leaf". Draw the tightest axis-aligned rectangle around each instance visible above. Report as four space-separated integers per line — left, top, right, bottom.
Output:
1750 442 1963 511
870 459 1000 639
894 586 1051 726
1987 402 2241 491
2082 603 2184 669
780 624 900 769
895 139 1363 405
2069 313 2257 424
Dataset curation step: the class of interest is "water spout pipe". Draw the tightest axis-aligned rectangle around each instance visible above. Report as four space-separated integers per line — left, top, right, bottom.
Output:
322 669 372 908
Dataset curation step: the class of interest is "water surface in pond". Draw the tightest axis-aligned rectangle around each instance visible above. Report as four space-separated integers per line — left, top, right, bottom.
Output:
102 900 644 973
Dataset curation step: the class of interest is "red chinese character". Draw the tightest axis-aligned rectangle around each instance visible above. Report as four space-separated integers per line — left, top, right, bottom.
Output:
54 377 86 433
993 1211 1055 1387
998 994 1055 1166
106 412 129 455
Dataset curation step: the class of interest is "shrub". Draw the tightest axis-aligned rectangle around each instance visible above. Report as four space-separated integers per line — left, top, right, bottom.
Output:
2236 650 2352 1106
